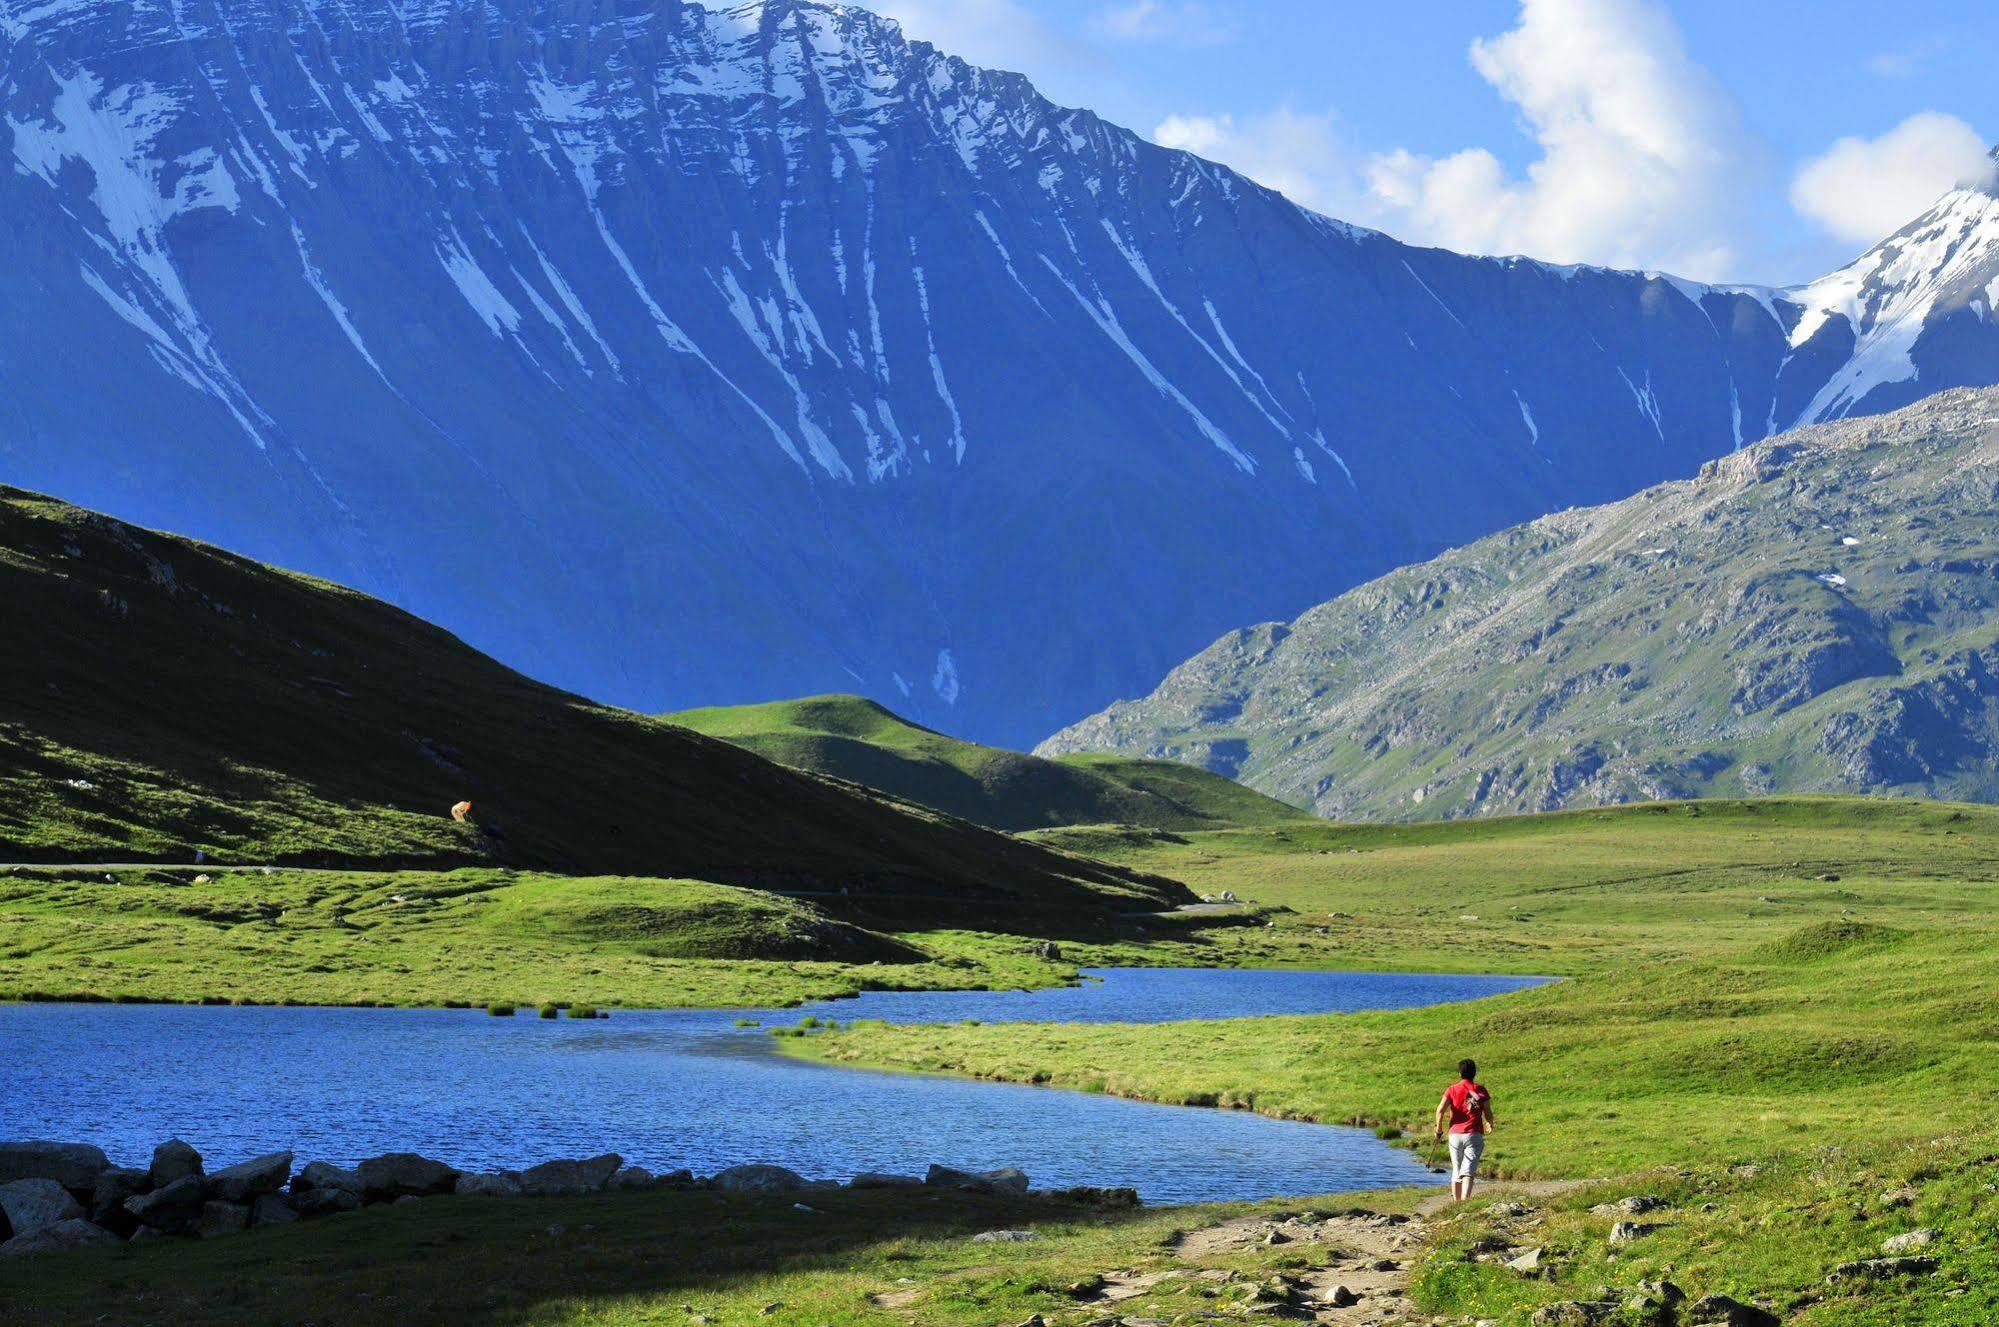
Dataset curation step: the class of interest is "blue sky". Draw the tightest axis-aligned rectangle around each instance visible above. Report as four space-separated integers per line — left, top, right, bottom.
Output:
864 0 1995 285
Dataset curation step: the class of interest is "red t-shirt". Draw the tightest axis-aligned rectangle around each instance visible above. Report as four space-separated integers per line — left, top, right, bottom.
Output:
1444 1080 1491 1134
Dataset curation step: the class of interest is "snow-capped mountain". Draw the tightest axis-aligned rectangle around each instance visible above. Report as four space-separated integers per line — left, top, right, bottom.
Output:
1 0 1993 747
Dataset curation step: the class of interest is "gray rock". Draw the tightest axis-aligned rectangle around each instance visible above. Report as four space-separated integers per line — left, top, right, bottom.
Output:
1827 1255 1939 1283
1882 1228 1940 1256
654 1169 696 1190
1504 1247 1543 1274
1591 1195 1667 1216
455 1173 525 1198
0 1141 111 1194
1608 1221 1663 1244
355 1153 459 1202
1530 1302 1616 1327
848 1172 923 1190
1324 1286 1360 1309
0 1218 120 1257
205 1151 293 1203
519 1154 623 1196
1685 1293 1780 1327
292 1187 363 1219
711 1165 807 1195
1488 1201 1532 1218
607 1166 654 1191
196 1200 250 1239
293 1161 363 1195
1045 1186 1140 1209
250 1193 299 1227
89 1167 148 1235
969 1229 1042 1243
1878 1186 1919 1209
125 1175 207 1232
925 1165 1030 1196
148 1139 203 1189
0 1179 84 1239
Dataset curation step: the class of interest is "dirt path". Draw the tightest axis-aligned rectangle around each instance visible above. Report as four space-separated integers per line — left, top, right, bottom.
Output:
1146 1181 1588 1326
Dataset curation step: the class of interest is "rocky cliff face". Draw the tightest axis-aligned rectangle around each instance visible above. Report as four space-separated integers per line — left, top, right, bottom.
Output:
2 0 1994 746
1039 390 1999 818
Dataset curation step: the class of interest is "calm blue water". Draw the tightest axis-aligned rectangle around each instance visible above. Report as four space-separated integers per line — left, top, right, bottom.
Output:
0 968 1543 1203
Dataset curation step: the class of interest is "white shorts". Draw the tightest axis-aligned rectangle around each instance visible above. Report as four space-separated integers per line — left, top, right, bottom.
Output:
1448 1131 1485 1181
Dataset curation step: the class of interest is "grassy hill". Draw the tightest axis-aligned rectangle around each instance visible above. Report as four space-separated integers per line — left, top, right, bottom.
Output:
667 694 1309 832
1042 389 1999 820
0 487 1186 924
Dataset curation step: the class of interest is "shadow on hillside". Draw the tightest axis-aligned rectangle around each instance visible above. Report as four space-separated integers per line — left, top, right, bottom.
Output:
0 1188 1166 1327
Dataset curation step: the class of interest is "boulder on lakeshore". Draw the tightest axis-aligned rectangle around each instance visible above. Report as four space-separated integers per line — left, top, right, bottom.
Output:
293 1161 363 1195
607 1166 654 1192
925 1165 1030 1196
250 1193 299 1227
292 1187 363 1219
0 1218 120 1257
125 1175 206 1233
89 1168 148 1235
149 1139 204 1189
355 1153 459 1202
848 1172 923 1190
455 1173 525 1198
205 1151 294 1203
195 1200 250 1239
0 1141 111 1194
519 1155 623 1196
1046 1186 1140 1209
0 1178 84 1239
711 1165 807 1195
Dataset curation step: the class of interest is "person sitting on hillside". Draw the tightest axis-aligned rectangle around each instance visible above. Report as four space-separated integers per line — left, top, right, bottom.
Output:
1433 1058 1495 1203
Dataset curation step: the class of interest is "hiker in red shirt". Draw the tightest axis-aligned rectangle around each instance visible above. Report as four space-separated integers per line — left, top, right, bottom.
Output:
1432 1058 1496 1203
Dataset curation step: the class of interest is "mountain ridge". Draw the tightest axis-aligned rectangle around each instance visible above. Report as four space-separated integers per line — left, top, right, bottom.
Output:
4 0 1999 745
1038 389 1999 819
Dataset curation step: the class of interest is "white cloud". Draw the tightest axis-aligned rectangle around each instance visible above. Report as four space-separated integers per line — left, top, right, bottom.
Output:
868 0 1088 80
1356 0 1756 281
1866 50 1919 79
1095 1 1230 46
1153 109 1356 217
1790 112 1992 246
